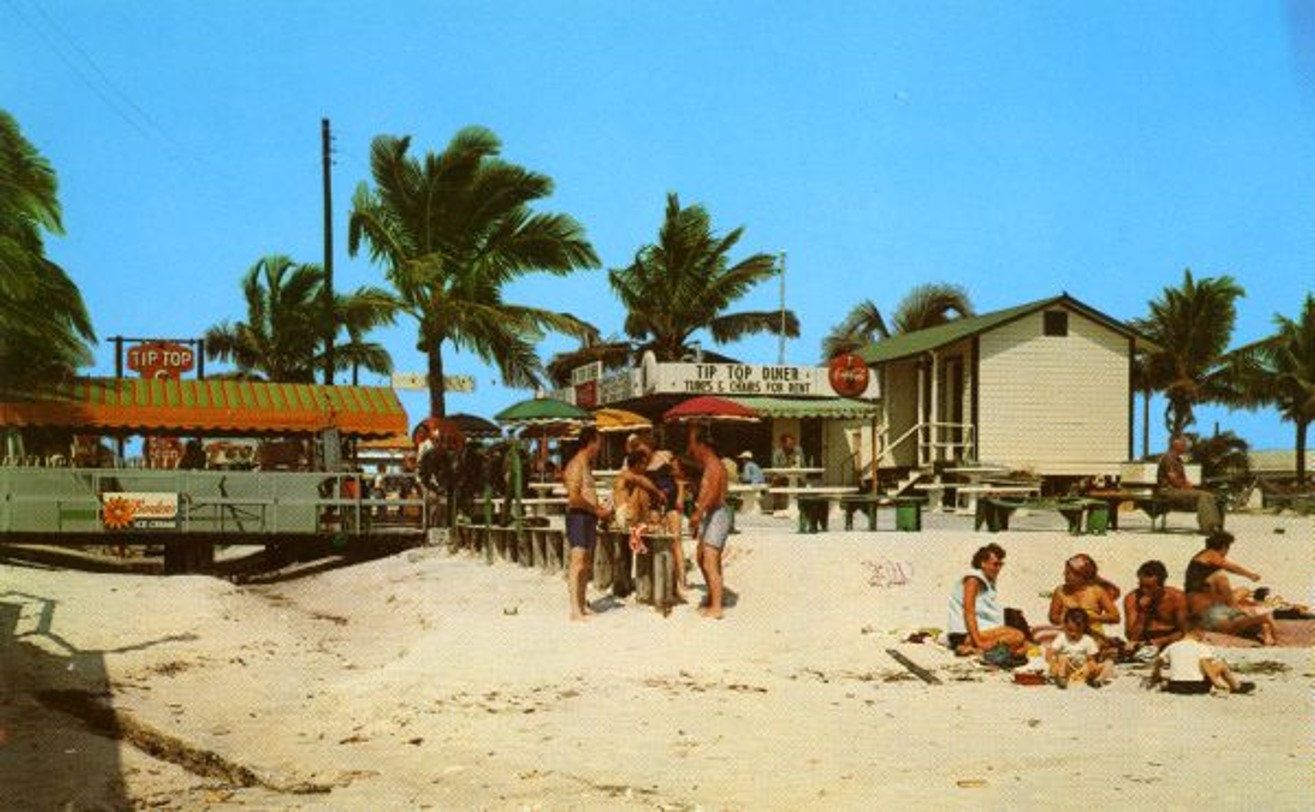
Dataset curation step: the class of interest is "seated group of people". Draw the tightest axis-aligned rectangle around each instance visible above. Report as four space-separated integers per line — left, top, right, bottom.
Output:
948 531 1287 693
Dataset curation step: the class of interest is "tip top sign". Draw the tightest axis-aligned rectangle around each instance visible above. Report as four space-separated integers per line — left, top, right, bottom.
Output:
127 342 195 379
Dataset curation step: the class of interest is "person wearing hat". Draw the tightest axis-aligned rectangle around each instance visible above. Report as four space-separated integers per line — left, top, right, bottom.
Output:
647 448 690 601
738 450 765 485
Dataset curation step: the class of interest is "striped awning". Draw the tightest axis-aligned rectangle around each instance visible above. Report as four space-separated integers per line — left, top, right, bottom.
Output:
0 378 408 438
722 396 878 420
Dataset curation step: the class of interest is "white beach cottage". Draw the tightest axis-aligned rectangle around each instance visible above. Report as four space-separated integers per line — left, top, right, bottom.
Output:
855 294 1158 480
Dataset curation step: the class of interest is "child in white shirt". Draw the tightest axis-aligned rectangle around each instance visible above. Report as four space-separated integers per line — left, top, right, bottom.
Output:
1047 608 1114 689
1153 620 1255 695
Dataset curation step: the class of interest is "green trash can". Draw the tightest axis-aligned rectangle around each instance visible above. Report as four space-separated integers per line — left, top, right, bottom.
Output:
894 497 922 532
1085 501 1110 536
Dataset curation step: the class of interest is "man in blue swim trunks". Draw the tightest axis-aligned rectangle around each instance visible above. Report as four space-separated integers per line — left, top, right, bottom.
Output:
564 427 613 621
688 429 731 619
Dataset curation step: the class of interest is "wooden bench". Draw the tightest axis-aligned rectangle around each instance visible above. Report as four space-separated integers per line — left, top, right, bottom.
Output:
1086 490 1201 531
975 497 1110 535
840 494 926 532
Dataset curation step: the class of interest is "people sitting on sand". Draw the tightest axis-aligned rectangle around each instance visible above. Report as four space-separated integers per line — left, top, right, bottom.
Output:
1185 530 1277 645
1046 608 1114 689
1048 553 1121 647
946 543 1028 657
1156 434 1224 534
1123 560 1188 653
612 449 666 531
1151 616 1255 695
738 450 765 485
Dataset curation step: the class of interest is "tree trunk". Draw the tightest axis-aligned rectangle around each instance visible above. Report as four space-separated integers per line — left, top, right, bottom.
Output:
427 344 446 417
1297 419 1308 486
1141 386 1150 459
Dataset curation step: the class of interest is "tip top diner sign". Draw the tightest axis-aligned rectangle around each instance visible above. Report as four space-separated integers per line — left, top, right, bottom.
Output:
645 361 879 399
127 342 195 379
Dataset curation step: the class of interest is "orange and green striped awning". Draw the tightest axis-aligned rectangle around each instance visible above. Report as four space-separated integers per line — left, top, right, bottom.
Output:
0 378 408 438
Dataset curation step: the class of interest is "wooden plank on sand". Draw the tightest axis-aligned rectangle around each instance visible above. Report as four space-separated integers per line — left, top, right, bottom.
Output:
885 648 942 685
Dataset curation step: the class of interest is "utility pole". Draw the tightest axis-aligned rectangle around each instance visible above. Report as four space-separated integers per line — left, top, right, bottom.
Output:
778 250 787 365
321 117 335 385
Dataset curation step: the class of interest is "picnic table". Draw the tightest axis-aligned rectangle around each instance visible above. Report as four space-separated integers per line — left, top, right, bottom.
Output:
839 494 927 532
787 487 861 533
974 496 1110 535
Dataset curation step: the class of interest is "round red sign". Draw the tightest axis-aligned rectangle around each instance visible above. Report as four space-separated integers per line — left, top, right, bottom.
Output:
827 353 871 398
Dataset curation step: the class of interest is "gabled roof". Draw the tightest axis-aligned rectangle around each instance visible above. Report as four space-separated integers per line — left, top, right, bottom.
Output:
0 378 408 438
856 294 1157 365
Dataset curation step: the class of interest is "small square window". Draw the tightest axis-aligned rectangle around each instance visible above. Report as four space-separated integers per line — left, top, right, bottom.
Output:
1043 311 1068 337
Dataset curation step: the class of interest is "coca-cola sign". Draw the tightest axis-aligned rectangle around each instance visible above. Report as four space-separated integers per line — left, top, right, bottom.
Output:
827 353 871 398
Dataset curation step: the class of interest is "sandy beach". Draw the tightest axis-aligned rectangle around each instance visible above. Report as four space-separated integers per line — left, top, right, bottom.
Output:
3 508 1312 810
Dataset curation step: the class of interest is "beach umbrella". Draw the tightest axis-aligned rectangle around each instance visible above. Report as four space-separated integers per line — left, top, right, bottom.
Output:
663 395 760 424
495 397 590 481
448 412 502 439
493 397 590 427
411 416 466 451
592 407 653 434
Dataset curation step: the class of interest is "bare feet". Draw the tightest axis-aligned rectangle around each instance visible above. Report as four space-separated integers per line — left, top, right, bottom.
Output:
698 606 724 619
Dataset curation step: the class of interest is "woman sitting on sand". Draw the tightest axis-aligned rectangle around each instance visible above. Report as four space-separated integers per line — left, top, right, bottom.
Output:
1048 553 1122 645
1184 530 1277 646
946 543 1028 657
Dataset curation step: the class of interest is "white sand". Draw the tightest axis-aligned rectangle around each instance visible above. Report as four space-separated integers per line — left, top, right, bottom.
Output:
3 509 1312 809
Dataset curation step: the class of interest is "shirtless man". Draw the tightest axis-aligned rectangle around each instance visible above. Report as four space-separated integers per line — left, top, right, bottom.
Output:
1123 560 1188 651
688 429 731 619
563 427 613 621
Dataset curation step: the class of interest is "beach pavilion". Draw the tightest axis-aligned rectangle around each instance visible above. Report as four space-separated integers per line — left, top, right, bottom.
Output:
854 293 1159 481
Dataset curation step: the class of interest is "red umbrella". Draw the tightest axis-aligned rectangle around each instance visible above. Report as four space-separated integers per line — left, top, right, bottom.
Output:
663 396 760 423
411 416 466 452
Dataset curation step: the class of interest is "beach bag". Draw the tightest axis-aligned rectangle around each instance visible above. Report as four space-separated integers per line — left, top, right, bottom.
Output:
982 643 1026 669
1004 607 1033 641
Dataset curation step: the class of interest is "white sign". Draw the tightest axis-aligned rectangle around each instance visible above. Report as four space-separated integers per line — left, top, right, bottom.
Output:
391 373 476 393
646 363 879 399
100 492 179 530
570 361 603 386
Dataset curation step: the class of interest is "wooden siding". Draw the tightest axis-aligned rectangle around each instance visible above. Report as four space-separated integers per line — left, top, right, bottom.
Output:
885 360 921 467
976 308 1130 471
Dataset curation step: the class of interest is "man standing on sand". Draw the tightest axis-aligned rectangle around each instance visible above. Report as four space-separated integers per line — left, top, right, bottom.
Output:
564 427 613 621
1156 435 1223 533
1124 560 1188 653
688 430 731 619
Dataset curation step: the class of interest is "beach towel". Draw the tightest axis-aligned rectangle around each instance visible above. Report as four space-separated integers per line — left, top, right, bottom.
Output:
1202 619 1315 648
628 523 650 554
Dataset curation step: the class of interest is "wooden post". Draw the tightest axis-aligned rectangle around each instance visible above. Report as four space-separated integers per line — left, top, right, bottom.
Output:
482 483 493 565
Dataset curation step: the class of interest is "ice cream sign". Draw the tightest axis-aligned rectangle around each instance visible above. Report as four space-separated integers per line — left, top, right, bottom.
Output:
126 342 195 379
101 492 179 530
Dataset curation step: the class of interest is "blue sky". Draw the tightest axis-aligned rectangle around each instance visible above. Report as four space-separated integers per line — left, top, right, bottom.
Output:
4 1 1314 452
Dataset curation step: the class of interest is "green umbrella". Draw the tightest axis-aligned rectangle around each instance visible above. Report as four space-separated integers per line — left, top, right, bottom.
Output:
494 397 590 426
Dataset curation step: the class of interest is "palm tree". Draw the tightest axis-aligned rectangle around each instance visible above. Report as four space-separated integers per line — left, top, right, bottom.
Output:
204 254 395 382
821 283 973 360
1228 293 1315 483
0 110 95 392
348 128 600 416
607 193 798 362
1134 269 1246 437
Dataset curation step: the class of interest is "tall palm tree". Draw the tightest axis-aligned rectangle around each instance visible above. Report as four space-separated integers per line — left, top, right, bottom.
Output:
0 110 95 391
1134 269 1246 437
608 193 798 362
1227 293 1315 483
204 254 395 382
821 283 973 360
348 128 600 416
